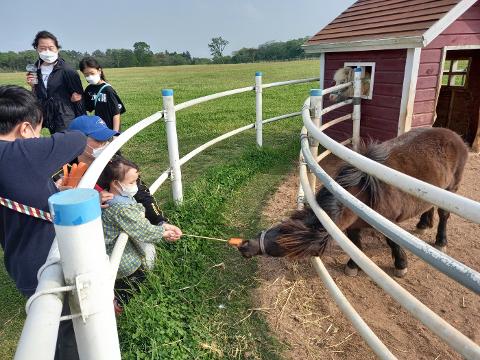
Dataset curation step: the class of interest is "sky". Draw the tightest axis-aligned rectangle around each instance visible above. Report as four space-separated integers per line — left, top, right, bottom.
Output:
0 0 355 58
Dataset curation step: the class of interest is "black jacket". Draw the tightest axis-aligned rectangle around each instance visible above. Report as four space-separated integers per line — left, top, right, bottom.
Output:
34 58 85 133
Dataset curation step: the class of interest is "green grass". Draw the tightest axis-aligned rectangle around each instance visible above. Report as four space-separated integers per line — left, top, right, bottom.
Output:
0 249 26 360
0 60 318 358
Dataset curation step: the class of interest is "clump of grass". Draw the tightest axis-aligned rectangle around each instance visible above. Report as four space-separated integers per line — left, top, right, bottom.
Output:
0 252 26 360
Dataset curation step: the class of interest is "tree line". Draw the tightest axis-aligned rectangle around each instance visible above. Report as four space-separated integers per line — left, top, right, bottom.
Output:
0 37 313 72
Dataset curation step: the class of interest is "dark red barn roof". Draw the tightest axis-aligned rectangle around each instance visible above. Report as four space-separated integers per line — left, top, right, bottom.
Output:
304 0 478 52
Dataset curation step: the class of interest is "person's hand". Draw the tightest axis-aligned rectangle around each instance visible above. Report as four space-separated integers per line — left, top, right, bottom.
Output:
71 92 82 102
26 73 36 88
55 177 72 191
163 224 182 242
100 190 114 208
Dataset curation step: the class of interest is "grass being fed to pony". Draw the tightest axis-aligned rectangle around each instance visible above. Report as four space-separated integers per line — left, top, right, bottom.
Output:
237 127 468 278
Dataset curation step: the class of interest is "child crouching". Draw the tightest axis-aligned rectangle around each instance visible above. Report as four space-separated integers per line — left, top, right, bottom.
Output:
99 156 182 305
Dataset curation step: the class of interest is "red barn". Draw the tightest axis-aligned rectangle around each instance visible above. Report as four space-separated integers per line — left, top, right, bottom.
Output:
304 0 480 151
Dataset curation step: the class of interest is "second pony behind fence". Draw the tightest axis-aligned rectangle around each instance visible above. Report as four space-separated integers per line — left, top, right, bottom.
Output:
329 66 371 102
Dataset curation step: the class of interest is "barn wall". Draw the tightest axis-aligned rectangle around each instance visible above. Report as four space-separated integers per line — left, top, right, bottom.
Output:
412 2 480 128
324 49 407 142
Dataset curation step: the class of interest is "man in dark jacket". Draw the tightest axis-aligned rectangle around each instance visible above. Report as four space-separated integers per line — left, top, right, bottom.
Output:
0 85 86 359
27 31 85 133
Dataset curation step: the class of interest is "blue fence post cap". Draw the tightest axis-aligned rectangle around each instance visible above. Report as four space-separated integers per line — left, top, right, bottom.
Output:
162 89 174 96
310 89 322 96
255 71 262 76
48 189 101 226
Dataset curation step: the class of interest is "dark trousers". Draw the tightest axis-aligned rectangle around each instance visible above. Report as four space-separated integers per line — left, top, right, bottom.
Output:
54 298 79 360
114 267 147 304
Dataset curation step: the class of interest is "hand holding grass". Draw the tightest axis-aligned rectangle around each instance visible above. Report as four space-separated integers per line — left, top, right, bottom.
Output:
163 224 182 242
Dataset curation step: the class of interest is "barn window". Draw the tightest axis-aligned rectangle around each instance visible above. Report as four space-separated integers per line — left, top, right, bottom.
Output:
441 59 470 87
344 62 375 100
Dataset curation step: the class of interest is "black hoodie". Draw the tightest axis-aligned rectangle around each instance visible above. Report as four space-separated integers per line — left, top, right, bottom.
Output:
33 57 86 133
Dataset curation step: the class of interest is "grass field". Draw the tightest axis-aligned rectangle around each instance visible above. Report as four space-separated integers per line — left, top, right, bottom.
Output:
0 60 319 359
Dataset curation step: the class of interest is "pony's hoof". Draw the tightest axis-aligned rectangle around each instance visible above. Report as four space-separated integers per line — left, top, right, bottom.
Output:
344 265 358 276
394 268 408 278
414 227 428 235
434 244 447 253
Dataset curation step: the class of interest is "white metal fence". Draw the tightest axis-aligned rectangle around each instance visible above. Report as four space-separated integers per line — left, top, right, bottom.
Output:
14 73 319 360
299 68 480 359
14 68 480 359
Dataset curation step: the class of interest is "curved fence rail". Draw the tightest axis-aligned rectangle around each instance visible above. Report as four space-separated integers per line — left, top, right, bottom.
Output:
149 111 303 194
301 100 480 294
299 79 480 359
299 159 480 359
310 255 397 359
303 112 480 224
15 74 319 360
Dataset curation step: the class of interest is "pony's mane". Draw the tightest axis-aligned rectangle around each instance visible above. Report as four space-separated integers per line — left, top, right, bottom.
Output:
275 218 329 258
291 141 390 227
277 140 390 257
316 140 390 220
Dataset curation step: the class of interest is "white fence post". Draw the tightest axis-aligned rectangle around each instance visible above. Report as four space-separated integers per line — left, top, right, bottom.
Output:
14 245 64 360
352 67 362 151
49 188 120 360
308 89 323 192
297 150 306 210
255 72 263 147
162 89 183 205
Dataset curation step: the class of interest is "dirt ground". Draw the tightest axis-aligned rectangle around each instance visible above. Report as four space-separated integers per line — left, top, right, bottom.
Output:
254 152 480 360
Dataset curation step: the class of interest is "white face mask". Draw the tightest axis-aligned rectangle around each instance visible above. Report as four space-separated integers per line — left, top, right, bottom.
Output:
26 124 40 139
39 50 58 64
87 143 108 158
117 182 138 198
85 74 101 85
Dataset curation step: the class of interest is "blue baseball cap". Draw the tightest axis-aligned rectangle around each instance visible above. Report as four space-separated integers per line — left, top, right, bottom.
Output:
68 115 119 141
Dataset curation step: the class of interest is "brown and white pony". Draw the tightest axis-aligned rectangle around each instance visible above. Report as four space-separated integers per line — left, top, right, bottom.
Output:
238 128 468 277
329 67 371 102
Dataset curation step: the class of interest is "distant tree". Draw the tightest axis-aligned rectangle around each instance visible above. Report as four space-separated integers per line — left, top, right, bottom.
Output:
106 49 120 67
231 47 257 63
0 35 312 72
182 51 192 61
0 51 19 71
92 50 105 57
119 49 137 67
255 37 309 62
90 49 113 68
257 41 284 61
61 50 86 68
0 50 34 71
285 38 308 59
192 57 212 65
106 49 137 68
208 37 229 60
133 41 153 66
